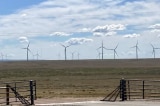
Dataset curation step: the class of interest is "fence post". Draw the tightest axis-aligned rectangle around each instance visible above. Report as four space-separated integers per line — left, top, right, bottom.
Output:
6 84 10 105
120 78 127 101
30 80 34 105
142 80 145 99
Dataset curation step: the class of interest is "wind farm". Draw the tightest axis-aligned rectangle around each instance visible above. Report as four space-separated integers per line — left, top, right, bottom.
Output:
97 41 108 60
1 1 160 105
107 43 119 59
22 42 32 61
61 44 71 61
150 43 160 59
131 40 140 60
1 39 160 61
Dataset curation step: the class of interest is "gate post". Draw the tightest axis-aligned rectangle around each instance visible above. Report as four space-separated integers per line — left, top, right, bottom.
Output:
120 78 127 101
30 80 34 105
6 84 10 105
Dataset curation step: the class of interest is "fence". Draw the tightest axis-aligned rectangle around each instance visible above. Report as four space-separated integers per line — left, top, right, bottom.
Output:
0 80 36 105
102 79 160 101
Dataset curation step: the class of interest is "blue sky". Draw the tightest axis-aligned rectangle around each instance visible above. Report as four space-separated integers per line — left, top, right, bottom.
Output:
0 0 160 60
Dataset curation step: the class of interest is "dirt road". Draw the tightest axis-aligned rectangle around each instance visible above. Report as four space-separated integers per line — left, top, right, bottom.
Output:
35 98 160 106
36 101 160 106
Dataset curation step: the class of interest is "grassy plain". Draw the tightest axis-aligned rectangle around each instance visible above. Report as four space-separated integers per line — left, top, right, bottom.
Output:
0 59 160 98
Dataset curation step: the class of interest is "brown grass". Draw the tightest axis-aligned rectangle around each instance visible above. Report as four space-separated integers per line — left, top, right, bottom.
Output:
0 59 160 98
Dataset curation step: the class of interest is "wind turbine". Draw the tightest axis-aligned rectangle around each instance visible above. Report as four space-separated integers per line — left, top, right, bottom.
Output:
97 40 108 60
96 49 101 59
150 44 160 59
71 51 75 60
61 44 71 60
33 51 40 60
107 44 119 59
131 40 140 60
0 53 4 61
77 52 80 60
22 42 31 61
5 54 9 60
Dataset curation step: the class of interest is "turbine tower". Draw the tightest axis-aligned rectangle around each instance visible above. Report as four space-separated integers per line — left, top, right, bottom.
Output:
61 44 71 60
151 44 160 59
71 51 75 60
34 51 40 60
1 53 4 61
96 49 101 59
131 40 140 60
108 44 119 59
97 41 108 60
22 42 31 61
77 52 80 60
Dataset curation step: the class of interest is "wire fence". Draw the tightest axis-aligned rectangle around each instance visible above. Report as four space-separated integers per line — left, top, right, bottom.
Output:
0 80 36 105
102 79 160 101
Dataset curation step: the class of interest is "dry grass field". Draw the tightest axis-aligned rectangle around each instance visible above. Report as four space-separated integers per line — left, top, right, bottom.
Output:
0 59 160 99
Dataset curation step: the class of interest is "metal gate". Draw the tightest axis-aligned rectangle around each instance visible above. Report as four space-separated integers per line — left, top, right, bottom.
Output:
0 80 36 105
102 79 160 101
126 79 160 100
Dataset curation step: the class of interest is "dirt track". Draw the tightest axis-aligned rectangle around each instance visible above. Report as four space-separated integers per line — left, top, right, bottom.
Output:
35 98 160 106
36 100 160 106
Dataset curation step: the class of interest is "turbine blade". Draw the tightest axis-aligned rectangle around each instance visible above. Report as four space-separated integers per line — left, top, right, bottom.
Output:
155 48 160 49
115 43 119 49
137 47 140 51
115 51 118 56
60 44 65 47
104 47 111 50
150 43 154 48
27 42 30 48
152 49 155 55
66 45 71 48
97 47 102 50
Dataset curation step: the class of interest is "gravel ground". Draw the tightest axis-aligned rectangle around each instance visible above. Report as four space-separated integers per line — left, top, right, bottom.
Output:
36 101 160 106
35 98 160 106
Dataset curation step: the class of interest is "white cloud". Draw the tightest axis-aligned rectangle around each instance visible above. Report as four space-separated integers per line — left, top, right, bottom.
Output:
50 32 71 36
18 36 29 43
149 24 160 33
105 31 117 36
1 0 160 60
66 38 93 45
123 33 141 38
149 24 160 29
151 29 160 33
92 24 126 32
93 32 104 37
78 28 92 32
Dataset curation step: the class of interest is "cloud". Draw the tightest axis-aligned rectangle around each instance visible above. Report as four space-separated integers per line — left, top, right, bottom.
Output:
18 36 29 43
150 29 160 33
1 0 160 60
0 0 159 38
78 28 92 32
66 38 93 45
92 24 122 37
93 31 117 37
50 32 71 36
149 24 160 33
105 31 117 36
93 32 104 37
123 33 141 38
92 24 126 32
149 24 160 29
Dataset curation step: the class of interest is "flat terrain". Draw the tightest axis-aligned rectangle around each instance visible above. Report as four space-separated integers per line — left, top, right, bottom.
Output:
0 59 160 99
36 100 160 106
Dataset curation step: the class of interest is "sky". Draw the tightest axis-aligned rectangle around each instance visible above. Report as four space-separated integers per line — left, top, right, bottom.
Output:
0 0 160 60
